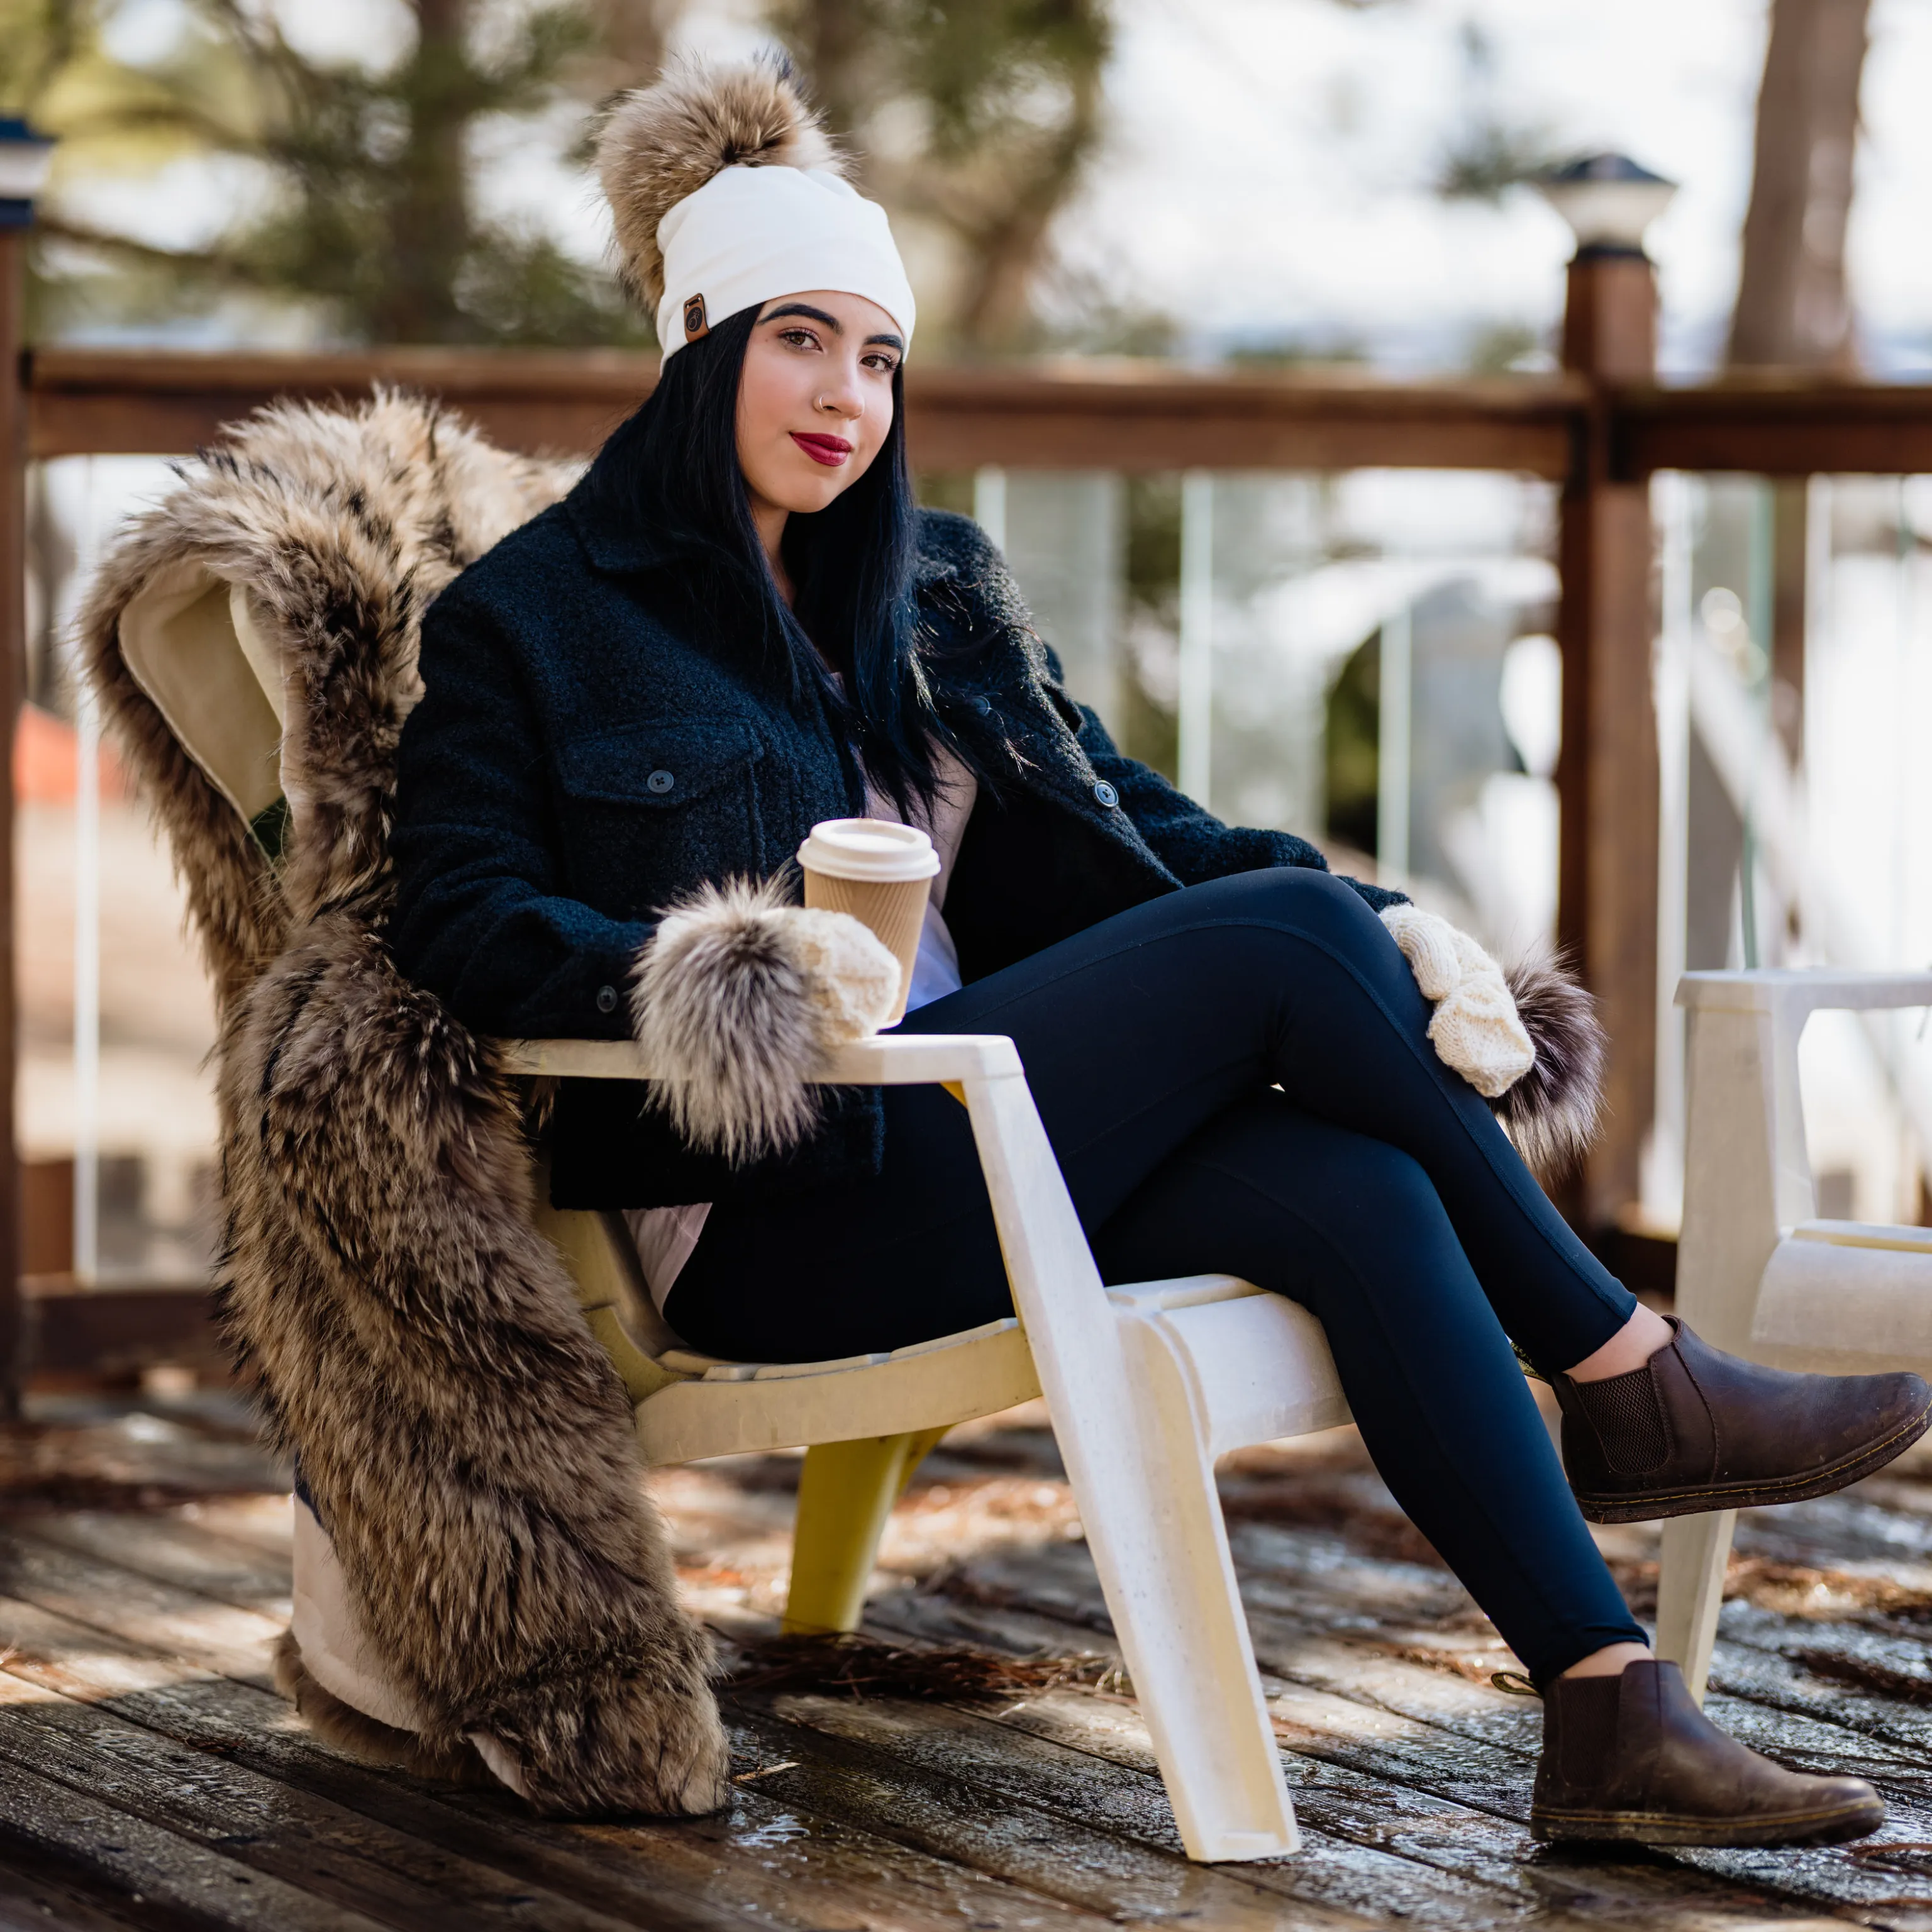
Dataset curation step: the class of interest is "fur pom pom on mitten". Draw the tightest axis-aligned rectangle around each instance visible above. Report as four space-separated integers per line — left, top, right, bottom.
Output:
1379 904 1535 1100
631 876 901 1164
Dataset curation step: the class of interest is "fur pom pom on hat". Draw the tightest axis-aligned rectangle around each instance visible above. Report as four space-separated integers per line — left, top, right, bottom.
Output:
597 57 916 361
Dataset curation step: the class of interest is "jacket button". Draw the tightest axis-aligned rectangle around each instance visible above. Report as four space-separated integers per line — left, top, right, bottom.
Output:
595 984 618 1014
1092 780 1119 808
647 769 675 794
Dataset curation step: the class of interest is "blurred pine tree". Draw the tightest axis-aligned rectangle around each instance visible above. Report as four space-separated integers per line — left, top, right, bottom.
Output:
1 0 1109 352
3 0 655 344
773 0 1110 354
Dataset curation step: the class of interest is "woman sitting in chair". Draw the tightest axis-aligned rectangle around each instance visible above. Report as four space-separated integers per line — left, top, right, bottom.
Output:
389 58 1928 1848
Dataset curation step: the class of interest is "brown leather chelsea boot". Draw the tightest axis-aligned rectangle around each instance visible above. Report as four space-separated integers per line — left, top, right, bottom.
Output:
1533 1659 1883 1845
1548 1318 1930 1524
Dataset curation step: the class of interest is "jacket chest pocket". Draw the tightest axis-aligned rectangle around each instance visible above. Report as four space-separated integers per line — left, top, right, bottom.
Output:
555 719 765 915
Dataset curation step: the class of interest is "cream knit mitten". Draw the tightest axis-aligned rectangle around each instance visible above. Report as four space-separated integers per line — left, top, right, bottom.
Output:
786 908 902 1042
1379 904 1535 1099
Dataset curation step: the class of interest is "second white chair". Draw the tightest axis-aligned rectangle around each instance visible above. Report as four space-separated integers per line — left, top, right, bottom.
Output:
1655 967 1932 1702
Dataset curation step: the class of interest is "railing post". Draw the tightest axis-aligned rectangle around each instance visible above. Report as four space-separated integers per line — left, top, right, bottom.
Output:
1543 157 1675 1236
0 123 53 1416
1177 469 1214 811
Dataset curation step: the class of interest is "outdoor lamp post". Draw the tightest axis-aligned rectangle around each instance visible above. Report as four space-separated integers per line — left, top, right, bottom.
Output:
1542 152 1675 1241
1538 153 1677 259
1540 152 1677 379
0 119 52 1414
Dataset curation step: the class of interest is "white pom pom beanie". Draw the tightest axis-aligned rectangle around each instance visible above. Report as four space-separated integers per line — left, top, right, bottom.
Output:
596 58 916 364
655 165 914 361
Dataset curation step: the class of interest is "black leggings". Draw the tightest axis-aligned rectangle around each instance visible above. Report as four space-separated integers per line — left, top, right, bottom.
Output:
665 868 1649 1681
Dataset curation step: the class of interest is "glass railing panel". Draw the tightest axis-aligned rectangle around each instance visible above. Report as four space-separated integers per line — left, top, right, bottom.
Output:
947 465 1562 960
982 469 1128 746
21 455 221 1290
1653 469 1932 1233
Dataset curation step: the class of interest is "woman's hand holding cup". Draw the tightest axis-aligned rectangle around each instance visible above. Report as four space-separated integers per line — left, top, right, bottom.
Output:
797 818 940 1028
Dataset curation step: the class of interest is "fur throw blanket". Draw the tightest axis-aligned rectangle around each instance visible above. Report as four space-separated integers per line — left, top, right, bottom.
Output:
79 393 730 1815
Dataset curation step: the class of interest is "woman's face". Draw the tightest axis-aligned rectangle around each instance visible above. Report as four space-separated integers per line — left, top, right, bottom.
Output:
735 290 904 520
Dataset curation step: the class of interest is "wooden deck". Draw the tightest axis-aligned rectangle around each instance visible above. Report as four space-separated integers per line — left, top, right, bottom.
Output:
3 1392 1932 1930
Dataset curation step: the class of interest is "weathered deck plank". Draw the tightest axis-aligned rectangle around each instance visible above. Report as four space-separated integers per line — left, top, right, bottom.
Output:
0 1840 164 1931
10 1499 1796 1932
0 1527 282 1685
868 1585 1855 1928
938 1677 1835 1929
13 1507 1612 1929
67 1675 1111 1932
863 1456 1932 1928
0 1672 697 1932
24 1511 295 1619
1 1535 1368 1932
728 1700 1379 1932
883 1586 1932 1928
0 1552 1130 1931
755 1686 1622 1931
4 1404 1932 1929
0 1743 394 1931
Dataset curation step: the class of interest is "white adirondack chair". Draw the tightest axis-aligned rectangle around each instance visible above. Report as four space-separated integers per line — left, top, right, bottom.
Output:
506 1033 1352 1863
112 538 1353 1862
1655 968 1932 1704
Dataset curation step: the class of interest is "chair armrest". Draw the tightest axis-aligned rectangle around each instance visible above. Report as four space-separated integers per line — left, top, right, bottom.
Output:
1679 968 1932 1019
494 1031 1024 1085
1676 968 1932 1348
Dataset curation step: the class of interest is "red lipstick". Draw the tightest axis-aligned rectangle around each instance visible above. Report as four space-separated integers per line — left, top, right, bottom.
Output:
791 431 853 466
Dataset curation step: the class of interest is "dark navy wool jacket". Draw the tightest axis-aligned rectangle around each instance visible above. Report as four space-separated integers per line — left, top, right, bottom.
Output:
388 465 1401 1209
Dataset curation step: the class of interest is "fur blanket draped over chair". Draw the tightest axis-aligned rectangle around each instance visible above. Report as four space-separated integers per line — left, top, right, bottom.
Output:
78 393 731 1815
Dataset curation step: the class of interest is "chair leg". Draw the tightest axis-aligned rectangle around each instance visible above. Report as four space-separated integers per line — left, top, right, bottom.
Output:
1654 1509 1736 1704
958 1068 1299 1861
783 1428 947 1636
1102 1315 1302 1860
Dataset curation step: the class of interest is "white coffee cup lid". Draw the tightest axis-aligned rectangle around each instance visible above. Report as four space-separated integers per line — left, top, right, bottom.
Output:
797 817 940 882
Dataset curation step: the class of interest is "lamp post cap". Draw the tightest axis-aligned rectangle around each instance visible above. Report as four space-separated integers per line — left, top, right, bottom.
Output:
1541 153 1675 188
0 119 55 223
1536 153 1677 255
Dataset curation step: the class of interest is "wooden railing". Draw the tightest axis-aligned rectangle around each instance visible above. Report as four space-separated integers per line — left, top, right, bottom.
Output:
25 347 1584 475
9 243 1932 1396
30 345 1932 477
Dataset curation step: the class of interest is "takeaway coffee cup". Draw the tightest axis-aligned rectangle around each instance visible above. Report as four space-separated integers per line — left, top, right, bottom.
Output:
797 818 940 1027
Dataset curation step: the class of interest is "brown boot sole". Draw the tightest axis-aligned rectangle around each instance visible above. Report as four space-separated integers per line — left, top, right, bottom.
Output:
1571 1399 1932 1525
1531 1794 1885 1847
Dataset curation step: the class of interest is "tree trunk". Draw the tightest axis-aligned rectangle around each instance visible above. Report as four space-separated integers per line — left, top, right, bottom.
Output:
1723 0 1870 782
779 0 880 156
592 0 675 88
1729 0 1870 370
375 0 476 342
953 58 1102 353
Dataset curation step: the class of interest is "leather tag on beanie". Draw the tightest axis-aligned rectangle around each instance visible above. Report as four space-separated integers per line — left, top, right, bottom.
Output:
683 294 709 341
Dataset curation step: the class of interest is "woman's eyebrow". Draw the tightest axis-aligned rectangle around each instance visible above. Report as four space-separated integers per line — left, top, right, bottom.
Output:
762 303 841 330
760 303 902 353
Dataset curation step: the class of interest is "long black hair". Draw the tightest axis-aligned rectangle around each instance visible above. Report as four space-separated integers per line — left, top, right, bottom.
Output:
581 301 974 815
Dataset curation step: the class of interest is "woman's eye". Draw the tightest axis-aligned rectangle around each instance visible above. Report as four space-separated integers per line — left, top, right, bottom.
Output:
863 352 900 375
778 328 819 350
